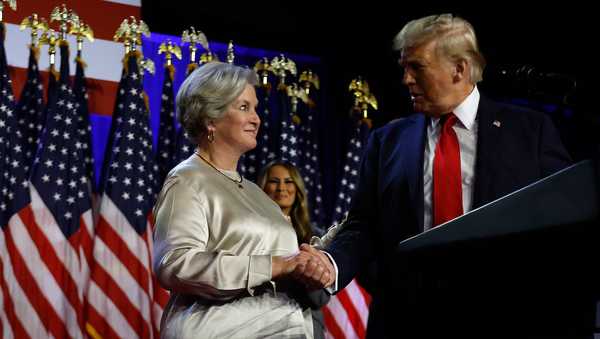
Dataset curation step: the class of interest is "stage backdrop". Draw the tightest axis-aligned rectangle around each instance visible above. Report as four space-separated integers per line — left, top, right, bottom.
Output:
4 2 372 338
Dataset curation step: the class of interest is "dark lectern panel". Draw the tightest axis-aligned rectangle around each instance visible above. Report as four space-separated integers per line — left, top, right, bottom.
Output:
392 160 600 338
398 160 599 252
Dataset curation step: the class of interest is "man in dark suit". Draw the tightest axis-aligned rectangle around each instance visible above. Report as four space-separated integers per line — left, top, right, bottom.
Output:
307 13 572 338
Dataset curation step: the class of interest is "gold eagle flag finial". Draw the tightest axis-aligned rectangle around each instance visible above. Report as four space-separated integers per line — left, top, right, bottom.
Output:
199 43 218 65
180 27 217 65
158 39 182 67
114 16 150 53
253 57 273 91
39 27 59 67
270 54 297 91
299 69 320 97
69 17 94 52
286 82 312 117
19 13 48 47
50 4 78 41
349 76 378 119
181 26 208 65
114 16 153 76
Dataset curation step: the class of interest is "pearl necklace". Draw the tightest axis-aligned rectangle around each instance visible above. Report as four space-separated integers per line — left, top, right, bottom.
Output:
194 151 244 189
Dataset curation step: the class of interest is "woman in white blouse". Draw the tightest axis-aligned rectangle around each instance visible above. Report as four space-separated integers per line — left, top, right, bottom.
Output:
153 62 332 339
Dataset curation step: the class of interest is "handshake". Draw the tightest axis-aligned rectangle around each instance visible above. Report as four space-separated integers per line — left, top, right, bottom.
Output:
272 244 335 290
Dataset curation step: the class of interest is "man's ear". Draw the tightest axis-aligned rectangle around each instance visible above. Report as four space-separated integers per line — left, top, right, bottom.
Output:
453 59 469 83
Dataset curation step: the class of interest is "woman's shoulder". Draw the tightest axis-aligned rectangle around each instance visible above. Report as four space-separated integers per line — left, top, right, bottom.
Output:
241 177 265 194
162 156 214 189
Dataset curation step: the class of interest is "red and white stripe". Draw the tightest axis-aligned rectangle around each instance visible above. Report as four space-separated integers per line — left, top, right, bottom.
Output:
85 195 165 339
4 0 140 116
0 184 94 339
2 1 169 338
324 279 372 339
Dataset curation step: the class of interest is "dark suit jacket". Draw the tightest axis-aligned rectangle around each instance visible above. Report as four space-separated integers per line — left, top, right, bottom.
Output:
326 95 572 338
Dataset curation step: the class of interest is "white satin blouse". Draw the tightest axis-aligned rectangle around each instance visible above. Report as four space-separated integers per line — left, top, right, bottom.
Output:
153 155 313 339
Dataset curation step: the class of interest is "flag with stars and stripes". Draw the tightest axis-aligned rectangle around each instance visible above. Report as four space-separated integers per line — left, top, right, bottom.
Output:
324 119 372 339
323 279 372 339
98 68 128 194
0 22 36 338
173 125 194 166
1 38 94 339
85 51 168 339
330 120 371 225
15 46 45 172
156 65 177 184
297 99 325 226
279 116 301 165
279 90 301 166
172 65 195 167
73 52 95 193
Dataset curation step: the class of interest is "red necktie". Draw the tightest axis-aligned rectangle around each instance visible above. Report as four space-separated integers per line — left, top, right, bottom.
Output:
433 113 463 227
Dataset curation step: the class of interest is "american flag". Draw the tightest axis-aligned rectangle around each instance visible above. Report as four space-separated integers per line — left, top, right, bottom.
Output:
298 98 325 226
4 1 140 120
331 120 370 224
173 120 194 165
46 64 59 114
172 64 195 167
98 68 127 193
15 46 44 172
324 119 372 339
280 105 302 167
73 51 95 192
324 279 372 339
1 37 93 338
72 52 97 329
85 51 168 339
173 121 194 166
156 65 177 184
0 22 33 338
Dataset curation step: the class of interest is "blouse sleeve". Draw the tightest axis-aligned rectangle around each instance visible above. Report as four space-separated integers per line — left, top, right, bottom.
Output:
153 177 272 300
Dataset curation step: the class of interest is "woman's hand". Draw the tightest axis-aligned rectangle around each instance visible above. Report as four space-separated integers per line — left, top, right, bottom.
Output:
296 244 335 289
272 246 335 290
271 254 297 279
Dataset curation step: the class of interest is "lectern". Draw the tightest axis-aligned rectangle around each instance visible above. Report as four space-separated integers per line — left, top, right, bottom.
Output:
395 160 600 338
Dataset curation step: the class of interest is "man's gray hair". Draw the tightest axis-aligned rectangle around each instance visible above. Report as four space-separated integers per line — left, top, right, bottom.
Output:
176 62 258 144
393 13 486 83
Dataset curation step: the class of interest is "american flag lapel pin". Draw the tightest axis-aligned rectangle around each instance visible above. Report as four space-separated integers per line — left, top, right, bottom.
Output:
493 120 501 127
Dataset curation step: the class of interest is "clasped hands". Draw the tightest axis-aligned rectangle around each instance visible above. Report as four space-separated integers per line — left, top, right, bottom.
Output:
272 244 335 290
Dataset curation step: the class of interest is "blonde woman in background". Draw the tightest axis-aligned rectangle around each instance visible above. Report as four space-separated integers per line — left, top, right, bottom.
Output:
258 160 330 339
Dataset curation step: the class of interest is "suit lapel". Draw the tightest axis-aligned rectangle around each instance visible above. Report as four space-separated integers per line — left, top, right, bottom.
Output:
473 95 502 208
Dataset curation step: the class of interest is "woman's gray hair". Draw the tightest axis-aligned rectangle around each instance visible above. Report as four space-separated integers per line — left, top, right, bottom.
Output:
175 61 258 144
393 14 486 83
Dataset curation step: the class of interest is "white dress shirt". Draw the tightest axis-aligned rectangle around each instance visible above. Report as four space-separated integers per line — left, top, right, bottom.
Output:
423 86 480 230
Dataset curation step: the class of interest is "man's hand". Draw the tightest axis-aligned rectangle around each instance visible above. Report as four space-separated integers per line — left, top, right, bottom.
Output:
272 245 335 290
293 244 335 289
